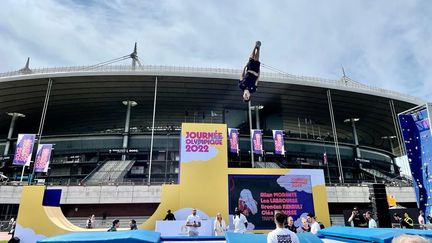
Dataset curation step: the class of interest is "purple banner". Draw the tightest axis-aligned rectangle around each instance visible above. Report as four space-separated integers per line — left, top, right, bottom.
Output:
252 129 263 155
34 144 53 173
228 128 239 154
12 134 36 166
272 130 285 155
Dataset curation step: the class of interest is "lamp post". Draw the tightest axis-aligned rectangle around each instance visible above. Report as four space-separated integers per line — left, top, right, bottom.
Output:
250 105 264 164
122 101 138 161
344 118 361 159
1 112 25 169
382 135 397 173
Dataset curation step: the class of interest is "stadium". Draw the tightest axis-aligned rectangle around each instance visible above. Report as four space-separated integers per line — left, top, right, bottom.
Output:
0 55 423 234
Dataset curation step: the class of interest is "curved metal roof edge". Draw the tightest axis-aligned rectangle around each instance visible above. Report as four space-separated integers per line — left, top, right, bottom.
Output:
0 64 424 105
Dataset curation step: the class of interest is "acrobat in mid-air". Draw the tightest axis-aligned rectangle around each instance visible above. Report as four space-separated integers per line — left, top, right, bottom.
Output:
239 41 261 102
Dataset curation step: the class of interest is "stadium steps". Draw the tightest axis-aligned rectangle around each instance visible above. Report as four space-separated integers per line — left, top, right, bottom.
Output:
255 161 280 168
66 216 149 228
85 160 135 184
360 167 395 182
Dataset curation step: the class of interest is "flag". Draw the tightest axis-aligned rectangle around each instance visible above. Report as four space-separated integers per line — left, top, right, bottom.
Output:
12 134 36 166
228 128 239 154
272 130 285 155
34 144 53 173
252 129 263 155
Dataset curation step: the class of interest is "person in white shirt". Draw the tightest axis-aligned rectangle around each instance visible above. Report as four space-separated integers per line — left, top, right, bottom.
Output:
214 213 227 236
307 213 321 235
365 211 377 228
233 207 248 233
185 208 201 236
267 212 299 243
418 210 425 229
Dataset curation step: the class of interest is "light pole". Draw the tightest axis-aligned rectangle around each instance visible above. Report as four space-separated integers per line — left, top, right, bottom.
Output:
122 101 138 161
382 135 397 173
250 105 264 164
1 113 25 169
344 118 361 159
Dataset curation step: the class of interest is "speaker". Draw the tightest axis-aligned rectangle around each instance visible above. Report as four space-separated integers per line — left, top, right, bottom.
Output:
369 183 391 228
8 237 20 243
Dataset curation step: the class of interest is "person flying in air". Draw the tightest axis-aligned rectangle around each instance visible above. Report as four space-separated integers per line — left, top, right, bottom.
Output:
239 41 261 102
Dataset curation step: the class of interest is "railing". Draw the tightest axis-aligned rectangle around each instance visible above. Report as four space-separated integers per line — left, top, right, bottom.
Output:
0 65 423 104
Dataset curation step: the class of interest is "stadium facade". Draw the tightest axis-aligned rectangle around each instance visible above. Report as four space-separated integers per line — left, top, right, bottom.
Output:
0 64 422 225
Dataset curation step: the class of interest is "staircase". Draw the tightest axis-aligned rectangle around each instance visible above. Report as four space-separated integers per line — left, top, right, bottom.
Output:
256 161 280 168
85 160 135 184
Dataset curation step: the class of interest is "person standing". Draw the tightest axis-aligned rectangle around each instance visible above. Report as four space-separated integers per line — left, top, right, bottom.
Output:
365 211 377 228
233 207 248 233
90 214 96 228
267 212 299 243
108 219 120 232
164 209 176 221
296 217 310 233
393 213 403 228
285 216 297 233
401 213 414 229
185 208 201 236
418 210 425 229
348 207 367 227
129 219 138 230
214 213 227 236
307 213 321 235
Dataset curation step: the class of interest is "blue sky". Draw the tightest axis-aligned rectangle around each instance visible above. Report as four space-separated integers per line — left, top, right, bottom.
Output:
0 0 431 100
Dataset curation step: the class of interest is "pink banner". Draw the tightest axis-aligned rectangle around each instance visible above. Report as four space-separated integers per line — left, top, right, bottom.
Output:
34 144 53 173
228 128 239 154
272 130 285 155
12 134 36 166
252 129 263 155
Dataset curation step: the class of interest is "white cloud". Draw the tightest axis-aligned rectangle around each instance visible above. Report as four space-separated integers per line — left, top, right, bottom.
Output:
0 0 431 100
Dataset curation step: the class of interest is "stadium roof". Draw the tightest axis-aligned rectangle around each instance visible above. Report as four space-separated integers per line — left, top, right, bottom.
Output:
0 65 423 149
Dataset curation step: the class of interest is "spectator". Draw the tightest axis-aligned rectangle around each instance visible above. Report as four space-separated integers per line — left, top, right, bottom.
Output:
108 219 120 232
365 211 377 228
285 216 297 233
348 207 367 227
393 213 403 228
392 234 428 243
297 217 310 233
86 216 93 229
307 213 321 235
90 214 96 228
164 210 176 221
401 213 413 229
185 208 201 236
418 210 425 229
213 213 227 236
129 219 138 230
233 207 248 233
267 212 299 243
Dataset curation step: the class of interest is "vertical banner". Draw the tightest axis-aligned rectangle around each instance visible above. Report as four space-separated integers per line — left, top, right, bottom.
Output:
252 129 263 155
34 144 53 173
228 128 239 154
399 104 432 217
12 134 36 166
272 130 285 155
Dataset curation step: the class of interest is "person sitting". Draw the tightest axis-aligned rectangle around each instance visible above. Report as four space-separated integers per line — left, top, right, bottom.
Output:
108 219 120 232
239 41 261 102
267 212 299 243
